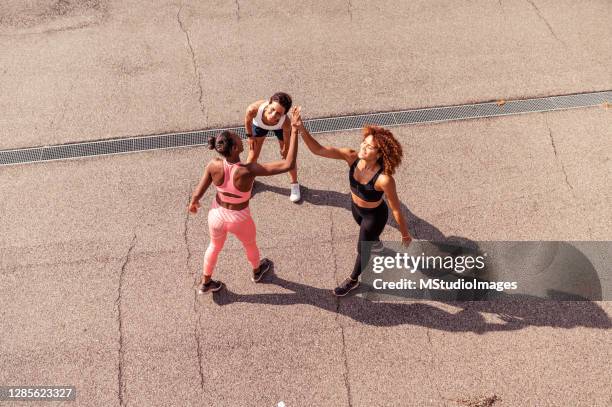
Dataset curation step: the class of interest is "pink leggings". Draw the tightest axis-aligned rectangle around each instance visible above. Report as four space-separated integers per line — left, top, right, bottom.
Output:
203 200 260 277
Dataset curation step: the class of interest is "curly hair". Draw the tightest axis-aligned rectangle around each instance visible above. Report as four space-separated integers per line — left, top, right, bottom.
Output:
363 125 403 176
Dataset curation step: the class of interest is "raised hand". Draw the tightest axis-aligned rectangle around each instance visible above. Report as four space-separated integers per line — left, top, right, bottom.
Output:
290 106 302 128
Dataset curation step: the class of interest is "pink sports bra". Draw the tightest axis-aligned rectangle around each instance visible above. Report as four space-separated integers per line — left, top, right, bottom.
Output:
215 159 252 204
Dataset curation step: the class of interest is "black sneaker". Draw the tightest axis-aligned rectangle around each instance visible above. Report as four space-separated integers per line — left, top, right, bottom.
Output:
252 258 272 283
197 279 224 294
333 278 360 297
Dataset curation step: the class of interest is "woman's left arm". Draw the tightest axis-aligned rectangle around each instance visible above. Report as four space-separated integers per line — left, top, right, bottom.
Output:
379 175 412 246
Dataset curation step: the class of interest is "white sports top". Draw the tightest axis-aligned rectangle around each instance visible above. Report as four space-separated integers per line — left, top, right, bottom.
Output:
252 102 286 130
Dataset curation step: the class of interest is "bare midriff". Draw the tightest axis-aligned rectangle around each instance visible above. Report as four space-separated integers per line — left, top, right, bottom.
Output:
216 193 250 211
351 192 383 209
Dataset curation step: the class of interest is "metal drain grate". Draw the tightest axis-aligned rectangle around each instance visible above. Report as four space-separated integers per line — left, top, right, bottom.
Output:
1 91 610 166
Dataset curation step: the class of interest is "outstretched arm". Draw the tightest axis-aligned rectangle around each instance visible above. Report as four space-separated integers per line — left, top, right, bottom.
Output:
245 101 262 156
246 106 301 177
280 118 291 156
244 100 262 137
299 122 357 164
379 175 412 246
188 162 214 214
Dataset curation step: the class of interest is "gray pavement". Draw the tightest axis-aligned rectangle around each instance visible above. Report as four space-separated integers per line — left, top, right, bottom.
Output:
1 0 611 149
1 108 611 406
1 1 611 406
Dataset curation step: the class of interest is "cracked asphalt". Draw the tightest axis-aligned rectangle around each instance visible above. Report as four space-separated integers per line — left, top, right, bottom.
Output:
1 1 611 406
1 0 611 150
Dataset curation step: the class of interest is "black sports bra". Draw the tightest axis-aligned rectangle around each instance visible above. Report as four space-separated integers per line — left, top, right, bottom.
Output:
349 159 384 202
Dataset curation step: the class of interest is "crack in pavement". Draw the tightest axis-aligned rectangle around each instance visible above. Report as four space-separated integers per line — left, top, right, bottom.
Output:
194 311 205 390
184 190 193 277
338 320 354 407
235 0 241 21
497 0 508 20
424 327 447 406
546 118 597 240
186 182 205 391
347 0 353 21
545 122 575 198
330 207 354 407
192 286 205 393
177 4 207 122
526 0 567 48
116 233 137 407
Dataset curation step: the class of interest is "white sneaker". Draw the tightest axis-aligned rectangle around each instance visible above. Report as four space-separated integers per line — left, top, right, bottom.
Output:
289 183 301 202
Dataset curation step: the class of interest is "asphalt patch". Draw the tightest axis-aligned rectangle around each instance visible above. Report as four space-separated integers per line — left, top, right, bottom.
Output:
455 394 501 407
0 0 107 33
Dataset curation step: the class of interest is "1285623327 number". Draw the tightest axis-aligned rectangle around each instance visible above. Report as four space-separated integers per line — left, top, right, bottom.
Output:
0 386 76 401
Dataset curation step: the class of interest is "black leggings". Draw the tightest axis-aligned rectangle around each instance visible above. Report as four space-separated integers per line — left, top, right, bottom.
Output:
350 200 388 280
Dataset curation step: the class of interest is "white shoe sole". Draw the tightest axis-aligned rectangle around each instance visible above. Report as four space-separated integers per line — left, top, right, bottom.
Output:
252 259 272 282
289 184 300 202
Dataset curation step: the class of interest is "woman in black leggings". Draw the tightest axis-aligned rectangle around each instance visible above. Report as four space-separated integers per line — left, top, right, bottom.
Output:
298 122 412 296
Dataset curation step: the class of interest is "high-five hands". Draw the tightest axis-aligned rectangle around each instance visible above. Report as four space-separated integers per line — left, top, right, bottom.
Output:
290 106 302 128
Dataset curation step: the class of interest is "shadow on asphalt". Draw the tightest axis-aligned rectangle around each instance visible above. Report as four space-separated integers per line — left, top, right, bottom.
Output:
212 182 612 333
251 181 448 241
212 271 611 333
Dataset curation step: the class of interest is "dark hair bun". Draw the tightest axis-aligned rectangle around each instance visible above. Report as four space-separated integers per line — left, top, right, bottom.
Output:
208 131 235 157
207 136 216 150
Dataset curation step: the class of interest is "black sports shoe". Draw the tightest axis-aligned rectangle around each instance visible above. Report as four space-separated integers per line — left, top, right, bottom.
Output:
252 258 272 283
333 278 360 297
198 279 224 294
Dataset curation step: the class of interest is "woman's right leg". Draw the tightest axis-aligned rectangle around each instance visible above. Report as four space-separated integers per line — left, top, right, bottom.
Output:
201 207 228 283
350 203 388 280
334 202 388 296
332 204 364 296
226 210 261 271
226 209 273 282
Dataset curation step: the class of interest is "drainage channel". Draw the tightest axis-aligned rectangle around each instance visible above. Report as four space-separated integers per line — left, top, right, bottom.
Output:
1 91 609 166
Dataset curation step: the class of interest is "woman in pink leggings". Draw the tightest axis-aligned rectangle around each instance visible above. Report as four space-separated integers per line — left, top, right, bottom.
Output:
188 107 302 293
